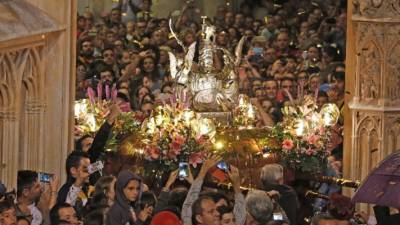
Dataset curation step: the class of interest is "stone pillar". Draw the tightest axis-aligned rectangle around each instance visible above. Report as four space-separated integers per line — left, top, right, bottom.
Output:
346 0 400 212
0 0 76 188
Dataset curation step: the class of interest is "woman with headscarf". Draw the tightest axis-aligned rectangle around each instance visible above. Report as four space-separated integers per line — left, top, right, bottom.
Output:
106 170 152 225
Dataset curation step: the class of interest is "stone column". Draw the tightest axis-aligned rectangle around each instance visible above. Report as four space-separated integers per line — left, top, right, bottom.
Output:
345 0 400 212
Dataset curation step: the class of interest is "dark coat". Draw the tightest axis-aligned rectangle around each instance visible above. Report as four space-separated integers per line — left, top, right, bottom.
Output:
262 182 299 225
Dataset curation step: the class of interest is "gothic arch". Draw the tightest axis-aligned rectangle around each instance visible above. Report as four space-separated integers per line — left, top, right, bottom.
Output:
0 53 17 108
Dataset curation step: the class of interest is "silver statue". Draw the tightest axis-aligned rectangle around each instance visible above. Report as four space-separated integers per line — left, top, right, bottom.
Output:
169 18 244 112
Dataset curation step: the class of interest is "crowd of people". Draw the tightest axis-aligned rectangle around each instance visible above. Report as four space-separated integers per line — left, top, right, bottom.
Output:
1 0 400 225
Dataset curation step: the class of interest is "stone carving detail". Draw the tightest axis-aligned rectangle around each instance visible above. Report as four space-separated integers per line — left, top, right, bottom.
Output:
384 115 400 153
386 42 400 102
0 44 45 182
353 112 381 180
358 41 381 101
353 0 400 18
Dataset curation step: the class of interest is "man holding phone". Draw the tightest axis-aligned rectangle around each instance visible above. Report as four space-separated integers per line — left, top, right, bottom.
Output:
16 170 58 225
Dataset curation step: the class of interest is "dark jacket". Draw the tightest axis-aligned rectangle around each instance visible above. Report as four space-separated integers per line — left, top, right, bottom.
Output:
262 182 299 225
106 170 143 225
374 205 400 225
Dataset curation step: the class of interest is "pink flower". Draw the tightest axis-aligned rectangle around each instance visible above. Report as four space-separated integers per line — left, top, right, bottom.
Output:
189 152 204 168
306 148 316 156
307 134 320 145
173 134 186 145
282 139 294 150
167 148 180 160
319 127 326 135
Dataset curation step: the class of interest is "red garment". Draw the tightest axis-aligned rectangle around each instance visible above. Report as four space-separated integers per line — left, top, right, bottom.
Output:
150 211 182 225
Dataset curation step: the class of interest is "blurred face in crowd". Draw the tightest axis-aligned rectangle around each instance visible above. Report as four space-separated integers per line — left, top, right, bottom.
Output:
220 212 236 225
184 32 196 45
121 51 131 64
281 79 294 95
271 59 285 74
110 9 121 23
337 13 347 30
273 15 283 27
126 21 135 34
124 180 140 202
73 157 90 183
143 57 155 73
136 21 147 36
234 13 244 27
196 199 220 225
76 64 87 82
255 89 264 99
114 40 124 52
143 76 153 89
227 28 238 41
297 71 307 84
313 8 323 20
138 87 149 101
103 49 115 65
159 50 169 65
100 70 114 86
224 12 234 26
252 20 261 32
265 16 276 31
81 137 94 152
244 29 254 40
81 41 93 57
261 99 273 112
309 76 321 91
162 85 172 94
264 80 277 100
58 207 79 225
276 32 289 50
263 48 276 64
151 30 163 45
316 95 328 110
78 17 86 30
331 77 345 94
308 46 320 61
300 21 309 34
141 102 154 117
285 58 297 73
0 207 16 225
106 32 116 45
217 31 229 46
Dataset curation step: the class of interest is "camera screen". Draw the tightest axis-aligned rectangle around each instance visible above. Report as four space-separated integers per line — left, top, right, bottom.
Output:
217 161 229 172
38 172 52 183
178 163 189 179
273 213 283 221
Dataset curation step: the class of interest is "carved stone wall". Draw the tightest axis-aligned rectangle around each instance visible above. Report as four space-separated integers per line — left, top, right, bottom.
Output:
0 0 76 188
346 0 400 213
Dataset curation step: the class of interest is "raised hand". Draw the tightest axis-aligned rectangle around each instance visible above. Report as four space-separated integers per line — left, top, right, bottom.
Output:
165 170 178 189
198 155 221 179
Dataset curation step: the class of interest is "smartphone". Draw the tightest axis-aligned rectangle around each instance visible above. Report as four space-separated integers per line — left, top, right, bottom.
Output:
273 213 283 221
178 162 189 180
88 161 104 175
38 172 53 183
216 161 230 173
252 47 263 56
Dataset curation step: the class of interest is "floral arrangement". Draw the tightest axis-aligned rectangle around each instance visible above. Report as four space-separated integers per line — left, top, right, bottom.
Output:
261 94 340 174
75 84 140 150
141 99 216 170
